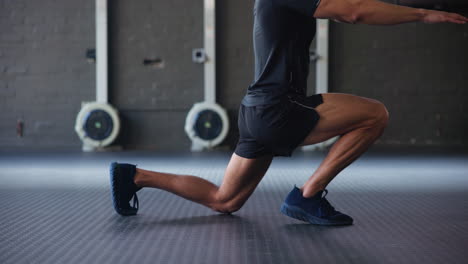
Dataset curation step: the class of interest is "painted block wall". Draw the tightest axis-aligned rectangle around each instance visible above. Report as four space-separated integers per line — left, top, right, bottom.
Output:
0 0 95 148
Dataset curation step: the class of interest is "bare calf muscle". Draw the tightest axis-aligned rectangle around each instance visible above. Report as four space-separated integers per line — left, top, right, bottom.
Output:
300 93 389 197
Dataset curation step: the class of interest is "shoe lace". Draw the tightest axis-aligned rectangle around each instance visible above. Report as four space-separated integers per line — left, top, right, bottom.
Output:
318 190 337 217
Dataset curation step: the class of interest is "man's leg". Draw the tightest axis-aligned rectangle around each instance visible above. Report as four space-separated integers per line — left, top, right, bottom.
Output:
134 153 273 213
300 93 389 197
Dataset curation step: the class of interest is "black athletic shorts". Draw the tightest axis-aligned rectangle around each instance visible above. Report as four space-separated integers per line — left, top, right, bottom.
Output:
234 94 323 159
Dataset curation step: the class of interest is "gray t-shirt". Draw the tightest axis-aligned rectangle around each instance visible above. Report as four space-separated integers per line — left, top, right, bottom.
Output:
242 0 321 106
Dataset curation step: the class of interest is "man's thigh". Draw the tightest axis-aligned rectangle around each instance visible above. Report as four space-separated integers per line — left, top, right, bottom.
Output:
301 93 385 145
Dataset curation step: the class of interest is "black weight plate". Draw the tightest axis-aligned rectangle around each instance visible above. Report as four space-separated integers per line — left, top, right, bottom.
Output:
83 109 114 141
194 110 223 140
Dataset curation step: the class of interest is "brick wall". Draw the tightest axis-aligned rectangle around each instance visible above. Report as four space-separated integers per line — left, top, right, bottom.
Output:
330 22 468 147
0 0 95 148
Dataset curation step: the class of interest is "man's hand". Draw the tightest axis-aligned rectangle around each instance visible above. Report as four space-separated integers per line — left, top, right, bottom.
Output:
421 9 468 24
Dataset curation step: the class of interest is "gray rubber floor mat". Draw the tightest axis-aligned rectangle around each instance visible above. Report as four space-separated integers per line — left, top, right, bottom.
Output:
1 151 467 264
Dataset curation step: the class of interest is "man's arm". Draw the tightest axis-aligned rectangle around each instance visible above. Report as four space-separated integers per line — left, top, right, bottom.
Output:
313 0 468 25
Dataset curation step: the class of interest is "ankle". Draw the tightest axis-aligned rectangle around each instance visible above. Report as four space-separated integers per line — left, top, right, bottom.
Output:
301 185 324 198
134 169 146 188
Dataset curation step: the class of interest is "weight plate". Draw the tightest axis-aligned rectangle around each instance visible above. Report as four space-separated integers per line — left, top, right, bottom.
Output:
83 109 114 140
194 109 223 140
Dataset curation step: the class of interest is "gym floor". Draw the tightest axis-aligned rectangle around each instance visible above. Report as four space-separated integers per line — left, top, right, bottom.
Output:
1 149 467 264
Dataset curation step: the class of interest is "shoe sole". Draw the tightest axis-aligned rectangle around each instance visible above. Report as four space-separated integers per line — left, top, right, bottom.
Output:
110 162 137 216
280 203 353 226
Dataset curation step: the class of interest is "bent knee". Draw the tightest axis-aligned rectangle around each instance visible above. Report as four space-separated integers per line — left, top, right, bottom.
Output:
212 203 242 214
368 100 389 128
377 102 390 126
211 198 244 214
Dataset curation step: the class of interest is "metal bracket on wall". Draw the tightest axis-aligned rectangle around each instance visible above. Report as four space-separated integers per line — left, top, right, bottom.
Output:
315 19 329 95
185 0 229 152
96 0 108 103
302 19 338 151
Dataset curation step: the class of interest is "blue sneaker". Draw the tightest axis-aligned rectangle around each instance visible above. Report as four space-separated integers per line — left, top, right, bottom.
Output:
109 162 142 216
280 186 353 225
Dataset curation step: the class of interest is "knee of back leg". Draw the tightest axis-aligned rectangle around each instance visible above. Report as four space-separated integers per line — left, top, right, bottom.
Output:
212 199 244 214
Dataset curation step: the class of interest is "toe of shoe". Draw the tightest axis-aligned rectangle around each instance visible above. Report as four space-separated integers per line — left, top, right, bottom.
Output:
110 162 118 172
330 213 353 225
109 162 139 216
109 162 124 213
